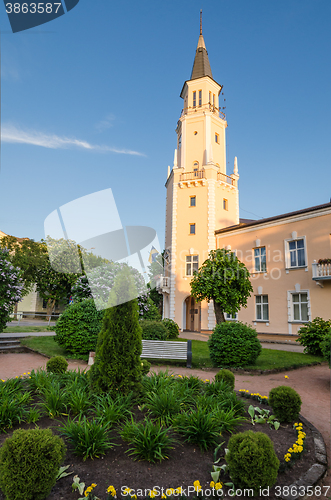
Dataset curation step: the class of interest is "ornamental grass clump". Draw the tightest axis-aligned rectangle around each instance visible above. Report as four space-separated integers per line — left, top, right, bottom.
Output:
226 430 279 495
0 428 66 500
268 385 302 423
208 322 261 367
214 369 235 390
46 355 68 374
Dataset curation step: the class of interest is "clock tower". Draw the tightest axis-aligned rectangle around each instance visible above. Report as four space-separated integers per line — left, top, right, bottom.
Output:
158 13 240 331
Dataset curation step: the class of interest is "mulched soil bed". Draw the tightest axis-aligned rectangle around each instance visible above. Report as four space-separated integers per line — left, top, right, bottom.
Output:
0 397 315 500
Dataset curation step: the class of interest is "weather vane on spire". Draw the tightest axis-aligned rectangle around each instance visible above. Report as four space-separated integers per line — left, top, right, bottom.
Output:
200 9 202 35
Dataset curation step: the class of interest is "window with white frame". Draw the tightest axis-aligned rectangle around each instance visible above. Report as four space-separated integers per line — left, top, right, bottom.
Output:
225 312 238 321
255 295 269 321
186 255 199 276
286 238 306 268
291 292 309 322
254 247 266 272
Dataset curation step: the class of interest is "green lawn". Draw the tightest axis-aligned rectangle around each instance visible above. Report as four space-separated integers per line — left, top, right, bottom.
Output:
4 325 53 334
20 336 325 372
20 336 83 360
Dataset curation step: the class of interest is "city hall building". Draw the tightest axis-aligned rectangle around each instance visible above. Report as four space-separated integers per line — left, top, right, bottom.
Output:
157 21 331 334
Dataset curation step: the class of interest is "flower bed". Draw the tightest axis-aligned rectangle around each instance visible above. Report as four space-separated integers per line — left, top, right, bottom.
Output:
0 371 316 500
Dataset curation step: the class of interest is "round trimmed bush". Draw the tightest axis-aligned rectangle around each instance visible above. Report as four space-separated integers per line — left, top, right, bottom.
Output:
140 320 168 341
297 317 331 356
46 355 68 374
162 318 179 339
226 430 279 494
320 329 331 367
214 368 235 390
208 322 261 367
54 299 104 355
0 428 66 500
268 385 302 423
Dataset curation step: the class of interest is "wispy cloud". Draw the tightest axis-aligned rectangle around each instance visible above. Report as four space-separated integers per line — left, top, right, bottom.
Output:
95 113 116 132
1 124 145 156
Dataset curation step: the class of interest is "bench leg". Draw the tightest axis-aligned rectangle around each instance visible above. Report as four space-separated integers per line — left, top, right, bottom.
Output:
186 339 192 368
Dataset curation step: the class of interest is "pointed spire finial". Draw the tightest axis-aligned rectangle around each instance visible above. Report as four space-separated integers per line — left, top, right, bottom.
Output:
200 10 202 35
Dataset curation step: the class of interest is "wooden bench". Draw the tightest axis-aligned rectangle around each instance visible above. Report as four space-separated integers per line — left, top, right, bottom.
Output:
141 339 192 368
88 340 193 369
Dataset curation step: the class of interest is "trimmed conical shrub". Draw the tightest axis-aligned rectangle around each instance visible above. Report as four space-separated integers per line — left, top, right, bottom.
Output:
88 265 143 395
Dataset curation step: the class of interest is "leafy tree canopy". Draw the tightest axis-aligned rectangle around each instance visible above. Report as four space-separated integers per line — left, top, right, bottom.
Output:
190 248 253 324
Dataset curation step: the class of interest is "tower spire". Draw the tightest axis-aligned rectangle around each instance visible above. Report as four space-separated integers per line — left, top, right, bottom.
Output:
190 11 213 80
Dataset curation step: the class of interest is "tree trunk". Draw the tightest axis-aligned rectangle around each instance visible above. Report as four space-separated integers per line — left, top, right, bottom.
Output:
46 298 56 321
213 300 225 324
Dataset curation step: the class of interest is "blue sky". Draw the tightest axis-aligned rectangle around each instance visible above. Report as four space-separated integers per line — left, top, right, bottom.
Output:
0 0 330 247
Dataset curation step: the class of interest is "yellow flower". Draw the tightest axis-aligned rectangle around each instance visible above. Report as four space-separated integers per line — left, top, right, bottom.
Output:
91 484 97 488
23 372 26 375
149 489 158 498
210 481 215 488
178 375 182 378
193 480 201 492
175 487 183 494
123 488 131 495
288 448 294 453
205 379 209 382
161 494 167 499
215 483 223 490
285 375 289 379
131 496 137 500
166 489 174 496
107 485 117 497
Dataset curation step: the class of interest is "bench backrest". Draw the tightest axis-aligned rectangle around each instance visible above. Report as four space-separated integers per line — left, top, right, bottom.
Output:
141 340 187 360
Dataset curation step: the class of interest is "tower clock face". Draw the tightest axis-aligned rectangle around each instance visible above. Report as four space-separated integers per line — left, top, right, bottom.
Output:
164 249 171 264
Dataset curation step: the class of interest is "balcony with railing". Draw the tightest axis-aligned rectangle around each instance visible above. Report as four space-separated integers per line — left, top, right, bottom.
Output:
180 103 226 120
312 260 331 281
217 171 236 186
156 275 170 294
179 170 205 182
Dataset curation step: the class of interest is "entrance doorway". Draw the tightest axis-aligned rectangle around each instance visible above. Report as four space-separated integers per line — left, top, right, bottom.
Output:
184 296 201 332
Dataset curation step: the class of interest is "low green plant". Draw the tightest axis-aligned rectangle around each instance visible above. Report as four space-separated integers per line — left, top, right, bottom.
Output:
247 405 280 429
0 391 31 432
93 392 134 424
0 428 66 500
140 319 168 340
320 329 331 367
27 368 53 394
162 318 179 339
208 322 261 367
66 387 92 416
46 355 68 374
174 407 221 450
140 358 151 375
268 386 302 423
124 418 175 462
214 369 235 390
39 382 68 418
25 407 41 424
120 416 141 443
56 465 73 481
144 387 184 425
59 416 114 460
226 430 280 495
296 317 331 356
212 407 245 434
141 370 176 394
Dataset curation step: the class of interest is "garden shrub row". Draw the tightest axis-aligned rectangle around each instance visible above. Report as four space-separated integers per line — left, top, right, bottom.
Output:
54 299 180 356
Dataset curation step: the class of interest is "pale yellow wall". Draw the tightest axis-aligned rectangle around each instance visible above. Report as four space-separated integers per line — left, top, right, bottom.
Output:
216 208 331 334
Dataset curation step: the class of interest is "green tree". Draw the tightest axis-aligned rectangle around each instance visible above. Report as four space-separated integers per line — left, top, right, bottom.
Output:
0 249 23 332
0 236 45 297
190 248 253 324
147 252 164 314
89 265 143 395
